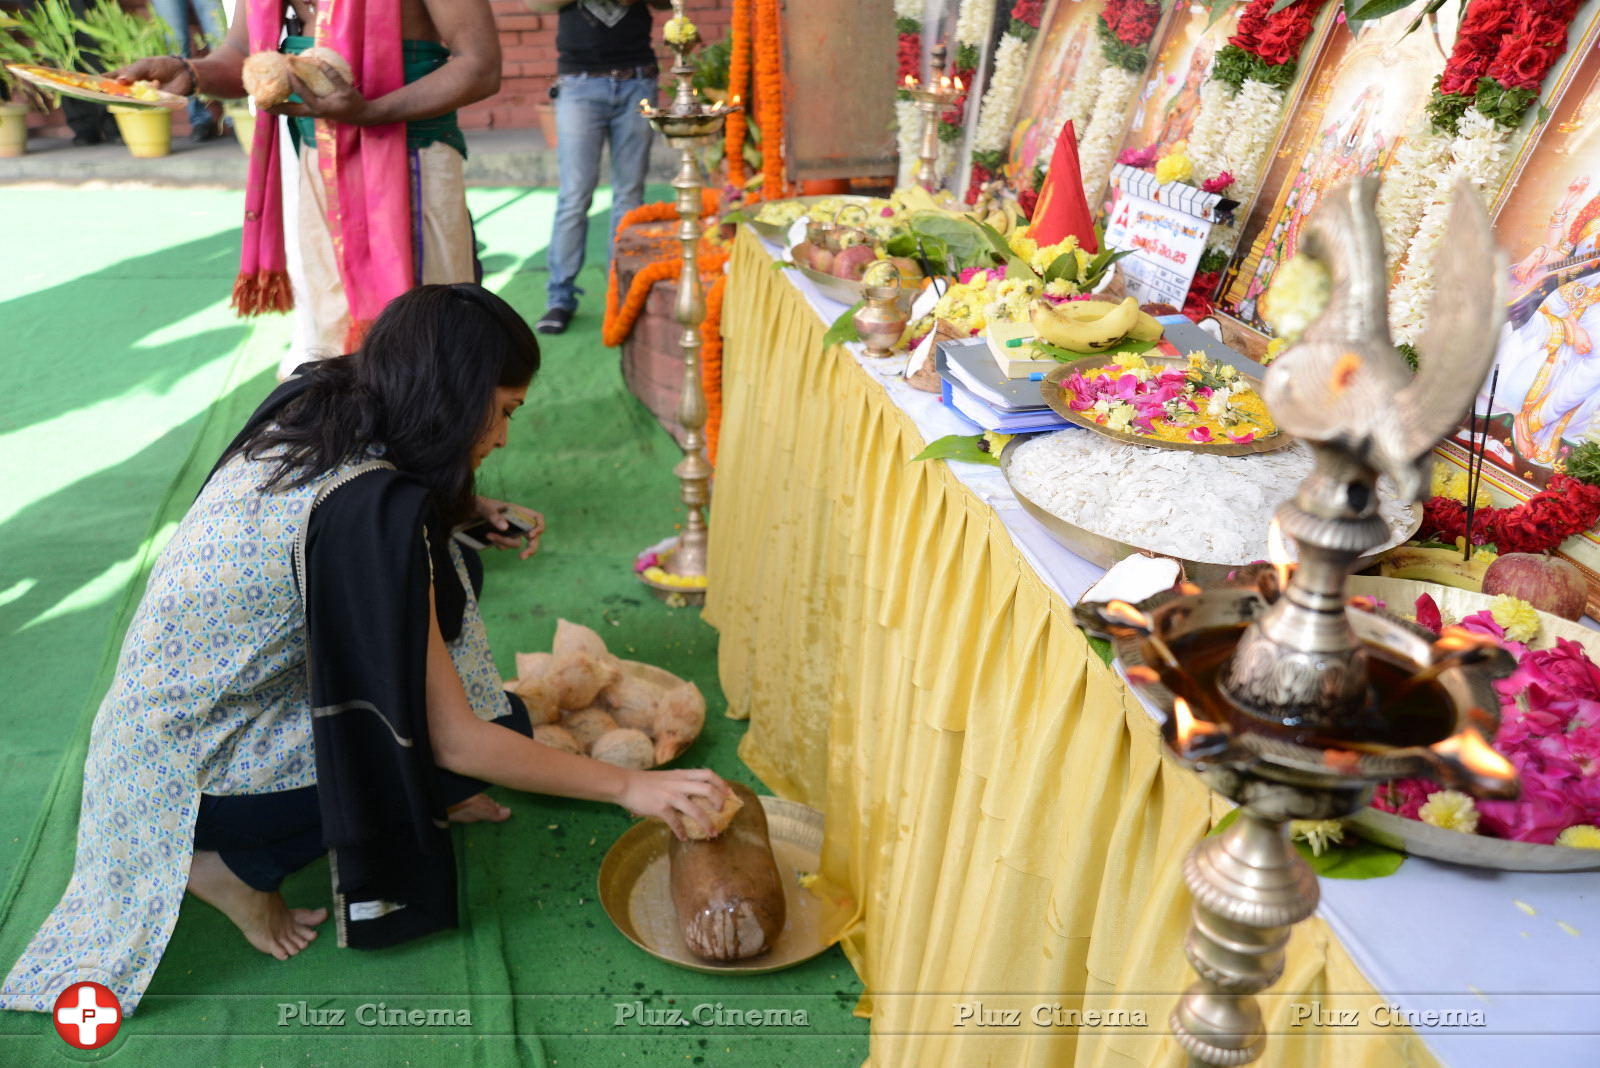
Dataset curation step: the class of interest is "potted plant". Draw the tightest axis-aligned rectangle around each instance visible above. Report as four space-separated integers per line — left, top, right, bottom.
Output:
4 0 91 157
75 0 177 158
0 13 42 158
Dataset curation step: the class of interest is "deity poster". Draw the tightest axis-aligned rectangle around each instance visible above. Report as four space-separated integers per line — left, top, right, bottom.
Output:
1117 2 1240 160
1220 10 1464 328
1005 0 1107 183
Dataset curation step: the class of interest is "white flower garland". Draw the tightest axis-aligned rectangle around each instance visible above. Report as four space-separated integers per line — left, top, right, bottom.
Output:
892 0 920 18
1207 79 1286 251
1187 79 1235 182
1388 107 1517 342
1375 124 1453 268
1078 65 1142 205
1059 45 1109 147
955 0 993 47
973 33 1029 154
895 97 922 187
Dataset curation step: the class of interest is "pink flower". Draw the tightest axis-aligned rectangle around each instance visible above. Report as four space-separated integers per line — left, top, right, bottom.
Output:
1117 144 1159 168
1414 594 1442 636
1373 779 1436 820
1202 171 1235 194
1187 426 1212 443
880 206 895 217
1226 431 1256 444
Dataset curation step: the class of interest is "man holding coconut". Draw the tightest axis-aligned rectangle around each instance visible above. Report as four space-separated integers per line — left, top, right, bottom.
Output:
116 0 502 356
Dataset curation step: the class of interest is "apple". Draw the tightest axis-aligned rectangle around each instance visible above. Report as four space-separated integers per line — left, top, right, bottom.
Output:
888 256 924 284
830 244 878 281
1481 553 1588 621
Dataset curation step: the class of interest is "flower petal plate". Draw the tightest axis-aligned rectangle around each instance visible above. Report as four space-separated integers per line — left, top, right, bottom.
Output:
745 193 884 243
1040 355 1292 456
597 796 855 974
5 64 186 110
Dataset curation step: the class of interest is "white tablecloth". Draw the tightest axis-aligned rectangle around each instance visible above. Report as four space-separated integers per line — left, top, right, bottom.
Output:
755 236 1600 1067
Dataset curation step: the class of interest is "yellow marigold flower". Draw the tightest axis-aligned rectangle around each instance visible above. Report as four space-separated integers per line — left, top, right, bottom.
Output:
1105 403 1135 431
1044 278 1078 298
1419 790 1479 834
1260 255 1331 342
1291 819 1345 857
663 15 698 45
982 431 1014 455
1555 825 1600 849
1155 152 1194 185
1263 337 1287 364
1009 233 1038 260
1489 595 1541 644
1112 352 1150 373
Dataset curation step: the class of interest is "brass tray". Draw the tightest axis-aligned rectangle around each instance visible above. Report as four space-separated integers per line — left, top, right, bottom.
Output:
1339 576 1600 872
1041 356 1291 456
6 64 186 111
998 436 1421 586
745 194 885 243
597 796 854 974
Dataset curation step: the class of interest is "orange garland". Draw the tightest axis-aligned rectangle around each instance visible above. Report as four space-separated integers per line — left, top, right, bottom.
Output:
753 0 788 200
701 272 728 464
725 0 753 188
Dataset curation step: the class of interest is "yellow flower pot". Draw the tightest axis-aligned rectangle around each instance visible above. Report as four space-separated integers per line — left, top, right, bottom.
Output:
108 105 172 159
0 102 28 159
225 103 255 155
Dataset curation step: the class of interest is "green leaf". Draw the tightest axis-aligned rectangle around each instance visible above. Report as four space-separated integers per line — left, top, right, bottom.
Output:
1044 252 1081 285
909 211 991 272
822 302 864 349
1207 807 1242 836
911 434 1000 466
884 233 920 259
721 209 754 226
771 259 797 271
1085 635 1115 666
974 217 1036 277
1206 0 1237 28
1345 0 1418 21
1269 0 1311 12
1033 338 1157 362
1537 101 1552 124
1296 836 1405 879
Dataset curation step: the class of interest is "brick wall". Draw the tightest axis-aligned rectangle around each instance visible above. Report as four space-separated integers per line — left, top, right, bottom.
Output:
465 0 734 133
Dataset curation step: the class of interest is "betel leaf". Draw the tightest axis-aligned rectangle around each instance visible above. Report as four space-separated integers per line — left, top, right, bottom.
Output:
974 218 1036 279
1206 0 1236 28
1044 252 1081 285
910 211 993 273
1086 635 1115 666
822 302 863 349
1034 338 1157 362
884 233 921 259
1269 0 1308 12
1344 0 1418 22
1207 808 1405 879
911 434 1000 466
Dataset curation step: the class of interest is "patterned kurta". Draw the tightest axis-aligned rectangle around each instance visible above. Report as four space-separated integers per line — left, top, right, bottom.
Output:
0 450 504 1014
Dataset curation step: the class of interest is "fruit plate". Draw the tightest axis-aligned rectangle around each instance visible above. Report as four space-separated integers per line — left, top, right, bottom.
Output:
1040 355 1292 456
745 194 884 243
597 796 856 974
5 64 186 110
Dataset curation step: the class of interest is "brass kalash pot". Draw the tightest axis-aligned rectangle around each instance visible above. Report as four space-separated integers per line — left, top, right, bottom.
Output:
1077 179 1519 1066
852 261 909 358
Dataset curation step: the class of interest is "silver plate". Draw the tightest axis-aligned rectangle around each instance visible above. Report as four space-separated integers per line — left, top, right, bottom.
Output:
1346 807 1600 872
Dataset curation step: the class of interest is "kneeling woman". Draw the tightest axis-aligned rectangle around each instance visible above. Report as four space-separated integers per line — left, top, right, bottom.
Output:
0 285 729 1014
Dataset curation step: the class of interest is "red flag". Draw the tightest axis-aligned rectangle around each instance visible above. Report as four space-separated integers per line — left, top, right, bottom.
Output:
1027 121 1098 253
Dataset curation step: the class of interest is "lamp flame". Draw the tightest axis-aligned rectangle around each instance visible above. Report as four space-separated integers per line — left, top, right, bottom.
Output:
955 76 964 91
1172 696 1220 753
1434 626 1501 655
1102 600 1151 631
1267 517 1293 591
1433 727 1516 783
904 74 916 88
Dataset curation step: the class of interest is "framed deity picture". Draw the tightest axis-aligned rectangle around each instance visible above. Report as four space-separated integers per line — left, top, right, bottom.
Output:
1004 0 1107 184
1218 9 1465 328
1117 1 1241 161
1436 13 1600 586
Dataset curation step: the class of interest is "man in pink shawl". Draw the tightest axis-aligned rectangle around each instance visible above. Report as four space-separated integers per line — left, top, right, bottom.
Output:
118 0 501 354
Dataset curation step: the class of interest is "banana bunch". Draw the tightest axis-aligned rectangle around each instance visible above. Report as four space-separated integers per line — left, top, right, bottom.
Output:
966 181 1025 236
1030 297 1164 352
1377 545 1495 591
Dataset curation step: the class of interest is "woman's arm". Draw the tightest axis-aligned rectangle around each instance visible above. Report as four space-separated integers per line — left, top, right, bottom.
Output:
422 591 729 837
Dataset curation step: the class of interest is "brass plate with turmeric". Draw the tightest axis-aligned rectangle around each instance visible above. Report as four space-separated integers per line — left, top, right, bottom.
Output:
6 64 185 110
597 796 854 974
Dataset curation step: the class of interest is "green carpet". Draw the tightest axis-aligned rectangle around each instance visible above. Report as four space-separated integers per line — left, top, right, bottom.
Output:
0 186 869 1065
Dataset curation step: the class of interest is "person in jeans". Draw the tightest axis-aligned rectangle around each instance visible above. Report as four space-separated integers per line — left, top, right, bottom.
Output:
526 0 667 335
150 0 226 141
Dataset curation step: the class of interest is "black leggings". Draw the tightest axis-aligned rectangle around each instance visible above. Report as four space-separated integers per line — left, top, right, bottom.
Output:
193 696 533 892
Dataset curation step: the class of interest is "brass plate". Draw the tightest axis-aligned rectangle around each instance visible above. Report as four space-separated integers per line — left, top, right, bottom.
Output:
1347 807 1600 872
997 436 1421 586
6 64 185 111
597 796 854 974
1040 356 1291 456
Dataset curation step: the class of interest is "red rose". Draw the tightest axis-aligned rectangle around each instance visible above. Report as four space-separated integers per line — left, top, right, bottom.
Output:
1017 188 1038 219
1491 41 1562 90
1438 71 1479 96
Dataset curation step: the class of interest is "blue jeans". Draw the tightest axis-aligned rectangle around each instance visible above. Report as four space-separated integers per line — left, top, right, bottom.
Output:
546 72 657 312
150 0 225 129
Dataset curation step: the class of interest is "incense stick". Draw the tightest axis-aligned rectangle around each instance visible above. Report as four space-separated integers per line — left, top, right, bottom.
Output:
1463 368 1500 557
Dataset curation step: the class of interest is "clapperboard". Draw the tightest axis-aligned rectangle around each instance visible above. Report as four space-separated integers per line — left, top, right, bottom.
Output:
1104 164 1237 308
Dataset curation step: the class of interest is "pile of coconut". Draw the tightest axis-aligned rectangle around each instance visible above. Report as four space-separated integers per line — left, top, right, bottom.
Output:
505 619 705 770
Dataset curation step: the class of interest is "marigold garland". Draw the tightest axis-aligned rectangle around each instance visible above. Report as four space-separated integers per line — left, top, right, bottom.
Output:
725 0 752 187
702 272 728 464
753 0 788 200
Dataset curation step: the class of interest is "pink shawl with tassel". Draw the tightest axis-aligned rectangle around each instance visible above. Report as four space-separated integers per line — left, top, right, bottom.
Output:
233 0 413 349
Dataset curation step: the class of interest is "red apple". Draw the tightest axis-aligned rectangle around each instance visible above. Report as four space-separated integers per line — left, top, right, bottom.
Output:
830 244 877 281
1481 553 1588 621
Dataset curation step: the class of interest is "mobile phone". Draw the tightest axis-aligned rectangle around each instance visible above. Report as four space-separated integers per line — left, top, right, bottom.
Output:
455 509 536 550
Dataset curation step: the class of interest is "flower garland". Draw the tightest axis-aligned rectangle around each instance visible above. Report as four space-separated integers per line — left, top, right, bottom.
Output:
1388 0 1583 342
1420 472 1600 554
1191 0 1328 253
753 0 788 200
600 191 722 348
724 0 753 188
1076 1 1162 206
702 272 727 464
893 0 923 187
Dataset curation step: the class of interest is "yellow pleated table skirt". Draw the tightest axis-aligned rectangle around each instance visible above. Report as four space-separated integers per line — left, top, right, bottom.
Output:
703 230 1440 1067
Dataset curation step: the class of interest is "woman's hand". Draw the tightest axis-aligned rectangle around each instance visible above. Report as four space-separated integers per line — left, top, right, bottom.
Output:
474 495 546 559
269 61 371 124
618 768 733 840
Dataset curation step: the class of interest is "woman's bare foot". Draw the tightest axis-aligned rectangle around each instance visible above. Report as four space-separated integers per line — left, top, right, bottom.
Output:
447 792 512 823
186 850 327 961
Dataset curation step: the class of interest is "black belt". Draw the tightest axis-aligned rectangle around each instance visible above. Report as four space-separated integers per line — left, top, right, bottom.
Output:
560 65 658 81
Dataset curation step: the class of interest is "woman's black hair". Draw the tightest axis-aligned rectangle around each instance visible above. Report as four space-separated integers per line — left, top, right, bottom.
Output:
238 283 540 525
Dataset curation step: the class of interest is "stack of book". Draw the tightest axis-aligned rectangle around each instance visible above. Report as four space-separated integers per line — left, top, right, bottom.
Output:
933 334 1071 434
